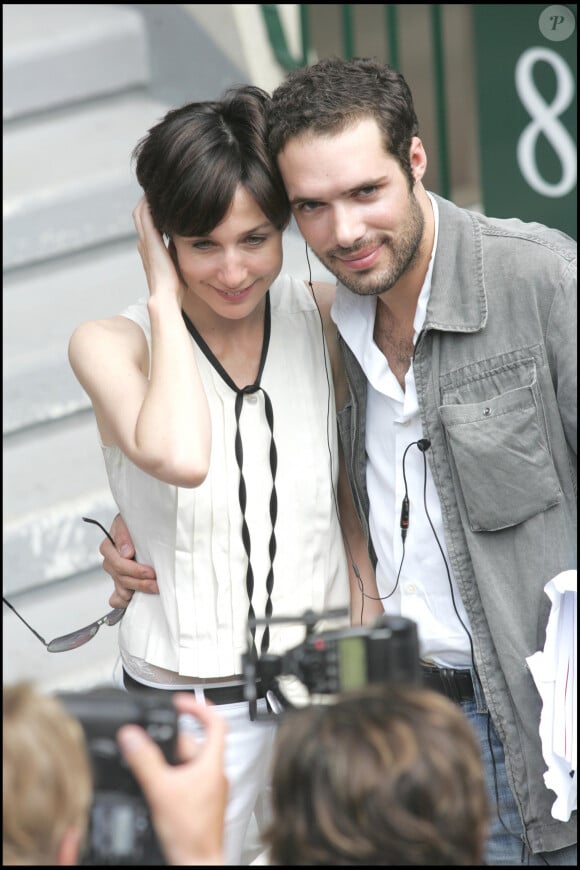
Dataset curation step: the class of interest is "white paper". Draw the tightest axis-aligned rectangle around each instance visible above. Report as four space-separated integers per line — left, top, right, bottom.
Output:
526 570 577 821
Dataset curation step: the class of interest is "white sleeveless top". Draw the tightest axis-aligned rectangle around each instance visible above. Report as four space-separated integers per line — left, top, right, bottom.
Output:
102 273 349 678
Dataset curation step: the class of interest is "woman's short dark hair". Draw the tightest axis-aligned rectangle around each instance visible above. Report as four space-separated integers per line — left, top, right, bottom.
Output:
132 85 291 237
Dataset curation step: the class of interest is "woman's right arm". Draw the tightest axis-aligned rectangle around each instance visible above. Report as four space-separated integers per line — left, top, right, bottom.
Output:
68 197 211 488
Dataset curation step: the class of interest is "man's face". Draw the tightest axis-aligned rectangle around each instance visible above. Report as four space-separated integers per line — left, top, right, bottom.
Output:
277 118 425 296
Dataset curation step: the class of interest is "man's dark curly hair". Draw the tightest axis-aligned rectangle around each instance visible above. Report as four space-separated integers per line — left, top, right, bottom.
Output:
268 56 419 188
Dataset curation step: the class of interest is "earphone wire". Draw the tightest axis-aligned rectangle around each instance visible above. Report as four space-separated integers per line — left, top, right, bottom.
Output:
305 247 370 627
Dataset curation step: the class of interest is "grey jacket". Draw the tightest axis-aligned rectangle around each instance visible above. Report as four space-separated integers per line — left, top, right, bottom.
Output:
337 194 577 853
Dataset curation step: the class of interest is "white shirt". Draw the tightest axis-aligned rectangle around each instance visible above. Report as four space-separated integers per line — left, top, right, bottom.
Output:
331 194 473 667
103 274 349 679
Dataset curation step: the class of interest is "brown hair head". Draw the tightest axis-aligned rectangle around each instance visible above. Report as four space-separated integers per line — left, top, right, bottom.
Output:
265 683 489 865
133 85 291 238
268 56 420 188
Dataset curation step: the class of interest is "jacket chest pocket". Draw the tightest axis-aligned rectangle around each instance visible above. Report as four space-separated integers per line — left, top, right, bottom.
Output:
438 357 561 531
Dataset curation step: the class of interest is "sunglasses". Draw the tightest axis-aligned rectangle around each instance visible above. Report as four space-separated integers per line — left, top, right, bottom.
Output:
3 517 125 652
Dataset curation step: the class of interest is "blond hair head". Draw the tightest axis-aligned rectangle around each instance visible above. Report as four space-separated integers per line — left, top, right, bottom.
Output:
3 681 92 865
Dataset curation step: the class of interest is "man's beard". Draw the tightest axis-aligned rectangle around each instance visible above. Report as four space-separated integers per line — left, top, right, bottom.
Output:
316 190 424 297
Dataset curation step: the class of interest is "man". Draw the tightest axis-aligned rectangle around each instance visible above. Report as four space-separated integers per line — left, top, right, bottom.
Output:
3 682 227 866
264 683 489 865
100 57 576 864
267 56 577 865
3 682 93 865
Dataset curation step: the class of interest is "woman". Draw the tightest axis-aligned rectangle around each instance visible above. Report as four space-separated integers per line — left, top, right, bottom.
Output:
69 84 379 865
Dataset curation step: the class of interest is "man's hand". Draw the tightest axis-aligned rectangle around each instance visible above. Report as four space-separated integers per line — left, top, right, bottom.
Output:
101 514 159 608
116 694 228 866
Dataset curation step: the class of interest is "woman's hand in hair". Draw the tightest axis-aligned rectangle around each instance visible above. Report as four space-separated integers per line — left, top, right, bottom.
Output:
132 196 186 307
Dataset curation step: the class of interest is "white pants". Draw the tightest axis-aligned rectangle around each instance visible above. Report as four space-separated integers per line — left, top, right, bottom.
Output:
113 658 278 865
179 697 277 866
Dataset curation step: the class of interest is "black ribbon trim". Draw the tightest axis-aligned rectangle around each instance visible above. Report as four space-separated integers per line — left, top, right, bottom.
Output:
182 295 277 659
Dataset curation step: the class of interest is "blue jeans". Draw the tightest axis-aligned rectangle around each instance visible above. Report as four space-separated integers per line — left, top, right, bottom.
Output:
462 699 576 865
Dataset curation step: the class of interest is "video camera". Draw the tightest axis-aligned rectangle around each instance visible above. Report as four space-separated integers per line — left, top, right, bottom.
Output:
56 611 420 862
242 608 421 720
58 685 178 866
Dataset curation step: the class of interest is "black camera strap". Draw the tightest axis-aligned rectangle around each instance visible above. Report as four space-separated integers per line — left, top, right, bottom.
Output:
182 296 277 660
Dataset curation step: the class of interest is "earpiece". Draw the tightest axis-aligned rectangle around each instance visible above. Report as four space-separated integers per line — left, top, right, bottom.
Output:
400 496 410 541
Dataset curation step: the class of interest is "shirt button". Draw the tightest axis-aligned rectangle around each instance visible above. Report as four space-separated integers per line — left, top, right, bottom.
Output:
406 583 417 594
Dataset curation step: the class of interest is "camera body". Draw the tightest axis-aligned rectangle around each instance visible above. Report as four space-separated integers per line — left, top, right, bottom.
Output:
243 610 421 719
58 685 178 866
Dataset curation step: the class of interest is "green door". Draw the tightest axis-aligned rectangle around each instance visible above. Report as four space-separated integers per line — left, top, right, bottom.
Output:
474 4 576 238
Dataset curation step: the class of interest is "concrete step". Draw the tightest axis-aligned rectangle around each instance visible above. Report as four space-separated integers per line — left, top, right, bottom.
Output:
2 3 149 121
3 240 146 434
3 412 118 596
3 92 169 271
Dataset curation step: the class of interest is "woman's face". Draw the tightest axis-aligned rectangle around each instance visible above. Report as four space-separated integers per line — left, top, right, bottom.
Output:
171 185 284 321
